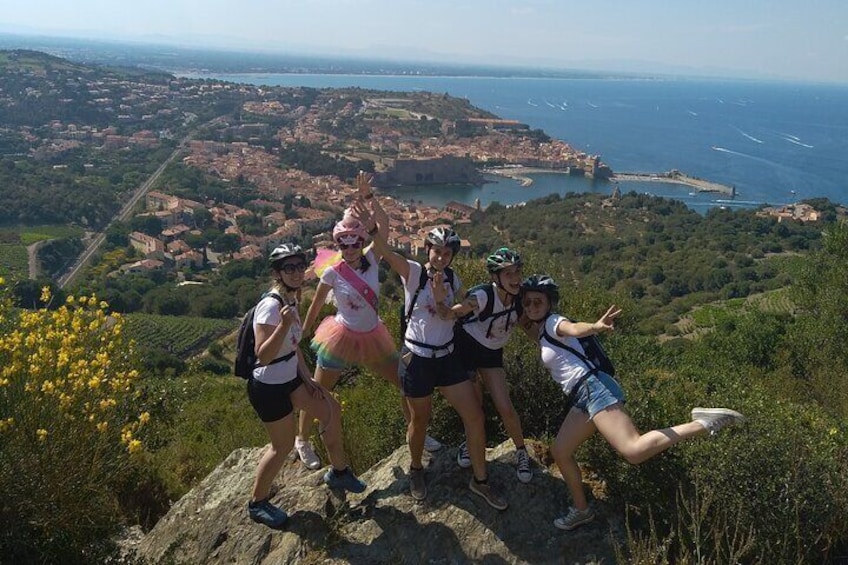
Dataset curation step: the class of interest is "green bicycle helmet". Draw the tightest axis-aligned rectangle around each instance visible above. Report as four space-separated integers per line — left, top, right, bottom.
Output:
486 247 522 273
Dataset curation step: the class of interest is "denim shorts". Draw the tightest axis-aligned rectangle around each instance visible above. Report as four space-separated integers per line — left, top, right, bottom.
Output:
572 371 625 420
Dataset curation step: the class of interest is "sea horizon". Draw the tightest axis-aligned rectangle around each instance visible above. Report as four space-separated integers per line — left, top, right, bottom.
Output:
180 72 848 213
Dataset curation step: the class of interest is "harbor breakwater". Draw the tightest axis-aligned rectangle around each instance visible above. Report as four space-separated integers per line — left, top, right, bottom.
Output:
486 166 736 197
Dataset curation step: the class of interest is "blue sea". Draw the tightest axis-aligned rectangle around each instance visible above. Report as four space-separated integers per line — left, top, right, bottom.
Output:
189 73 848 212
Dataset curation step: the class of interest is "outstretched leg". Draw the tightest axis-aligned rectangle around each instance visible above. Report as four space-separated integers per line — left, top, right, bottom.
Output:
592 404 707 466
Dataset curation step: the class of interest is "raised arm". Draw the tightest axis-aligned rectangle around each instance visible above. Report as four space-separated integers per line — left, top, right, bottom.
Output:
554 305 622 339
366 197 390 261
351 199 409 280
302 281 332 336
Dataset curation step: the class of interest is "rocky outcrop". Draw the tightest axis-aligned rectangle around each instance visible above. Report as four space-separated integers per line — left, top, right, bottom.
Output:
133 441 623 564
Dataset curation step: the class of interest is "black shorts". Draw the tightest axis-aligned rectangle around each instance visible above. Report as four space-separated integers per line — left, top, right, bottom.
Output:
453 326 504 371
247 377 303 423
399 348 469 398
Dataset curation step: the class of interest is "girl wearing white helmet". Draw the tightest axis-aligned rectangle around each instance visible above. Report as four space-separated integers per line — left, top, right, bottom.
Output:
296 173 442 469
247 243 365 530
361 209 508 510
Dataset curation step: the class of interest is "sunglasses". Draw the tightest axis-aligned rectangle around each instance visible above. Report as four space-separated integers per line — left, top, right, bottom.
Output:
338 241 363 250
279 262 307 274
521 297 549 308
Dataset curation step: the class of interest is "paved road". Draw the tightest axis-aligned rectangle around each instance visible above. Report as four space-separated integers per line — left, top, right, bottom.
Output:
57 118 223 289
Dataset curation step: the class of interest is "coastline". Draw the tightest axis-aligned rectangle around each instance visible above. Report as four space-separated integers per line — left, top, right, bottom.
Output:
178 72 847 209
484 166 735 196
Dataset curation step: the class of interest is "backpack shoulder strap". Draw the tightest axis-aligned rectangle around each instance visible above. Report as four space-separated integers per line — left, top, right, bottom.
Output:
477 283 496 322
541 323 598 374
263 291 284 305
444 267 456 292
404 264 429 325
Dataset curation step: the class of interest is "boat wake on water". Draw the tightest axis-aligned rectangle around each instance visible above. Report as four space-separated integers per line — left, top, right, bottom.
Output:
712 145 772 164
732 126 764 144
780 136 814 148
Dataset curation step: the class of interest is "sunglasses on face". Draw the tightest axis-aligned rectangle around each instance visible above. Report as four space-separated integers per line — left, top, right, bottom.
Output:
338 241 362 250
522 297 548 308
279 262 307 274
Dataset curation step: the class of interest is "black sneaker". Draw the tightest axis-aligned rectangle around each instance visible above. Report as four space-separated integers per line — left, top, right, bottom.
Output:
456 440 472 469
516 447 532 483
323 467 367 493
248 498 288 529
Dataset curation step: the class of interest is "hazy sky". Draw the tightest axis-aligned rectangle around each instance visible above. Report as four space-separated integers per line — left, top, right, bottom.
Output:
2 0 847 83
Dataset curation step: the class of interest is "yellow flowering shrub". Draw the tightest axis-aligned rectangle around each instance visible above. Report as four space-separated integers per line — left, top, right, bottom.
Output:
0 283 146 562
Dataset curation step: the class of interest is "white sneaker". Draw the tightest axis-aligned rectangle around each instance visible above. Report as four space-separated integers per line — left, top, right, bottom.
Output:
691 407 745 435
456 440 472 469
423 434 443 452
295 438 321 470
515 447 532 483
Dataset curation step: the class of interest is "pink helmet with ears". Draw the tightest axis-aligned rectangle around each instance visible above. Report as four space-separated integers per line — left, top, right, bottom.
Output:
332 214 368 244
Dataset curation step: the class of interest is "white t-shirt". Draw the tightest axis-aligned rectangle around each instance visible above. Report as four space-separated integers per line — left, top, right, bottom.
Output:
320 249 381 332
462 283 520 350
252 293 302 385
402 261 462 357
540 314 591 395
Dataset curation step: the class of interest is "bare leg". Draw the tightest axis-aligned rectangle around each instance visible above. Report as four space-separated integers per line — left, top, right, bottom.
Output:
406 396 433 469
470 369 484 407
291 383 349 469
478 366 526 449
298 365 342 441
551 408 596 510
252 414 296 501
592 404 708 465
440 380 488 481
369 357 412 424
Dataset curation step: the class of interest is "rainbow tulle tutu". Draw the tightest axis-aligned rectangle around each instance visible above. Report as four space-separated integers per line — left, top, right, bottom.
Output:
311 316 396 368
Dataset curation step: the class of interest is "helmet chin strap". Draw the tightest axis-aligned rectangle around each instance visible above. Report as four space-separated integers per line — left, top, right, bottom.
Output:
496 273 519 296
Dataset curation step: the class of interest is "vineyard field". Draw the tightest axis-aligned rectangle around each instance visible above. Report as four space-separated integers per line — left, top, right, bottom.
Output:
124 313 236 358
0 244 28 280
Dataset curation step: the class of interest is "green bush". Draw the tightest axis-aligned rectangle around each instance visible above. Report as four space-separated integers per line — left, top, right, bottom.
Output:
585 309 848 563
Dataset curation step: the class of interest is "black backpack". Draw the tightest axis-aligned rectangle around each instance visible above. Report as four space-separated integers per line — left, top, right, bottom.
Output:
541 318 615 377
458 283 522 338
399 265 456 339
234 292 295 379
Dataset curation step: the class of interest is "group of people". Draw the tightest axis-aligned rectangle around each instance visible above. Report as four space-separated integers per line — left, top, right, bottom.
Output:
245 173 745 532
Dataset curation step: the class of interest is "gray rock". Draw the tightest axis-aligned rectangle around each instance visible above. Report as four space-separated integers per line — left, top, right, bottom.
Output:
133 441 622 564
